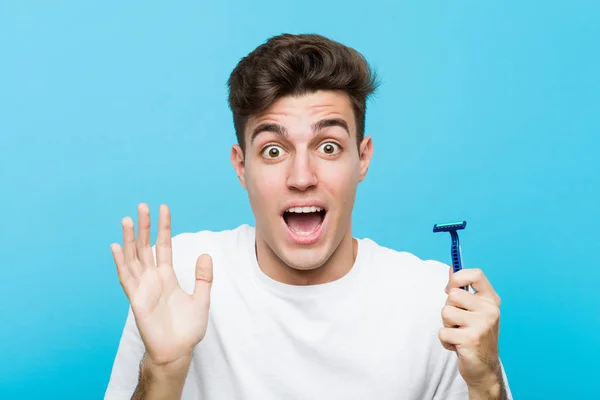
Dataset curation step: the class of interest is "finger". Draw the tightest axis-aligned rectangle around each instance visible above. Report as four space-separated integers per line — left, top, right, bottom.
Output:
438 326 473 346
447 268 500 306
446 288 501 333
440 339 456 352
446 287 481 312
193 254 213 307
437 307 457 351
122 217 137 263
155 204 173 268
136 203 155 267
437 321 457 351
111 243 132 293
122 216 142 278
446 265 468 292
441 304 471 328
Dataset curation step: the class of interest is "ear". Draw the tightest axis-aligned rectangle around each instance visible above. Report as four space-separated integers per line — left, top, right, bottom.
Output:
358 136 374 182
230 144 247 189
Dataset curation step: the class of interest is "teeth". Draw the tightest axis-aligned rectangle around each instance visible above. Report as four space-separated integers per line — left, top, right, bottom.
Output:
286 206 323 213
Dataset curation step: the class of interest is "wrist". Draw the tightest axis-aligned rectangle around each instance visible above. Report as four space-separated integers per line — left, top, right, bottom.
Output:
132 354 192 400
467 372 506 400
143 354 192 379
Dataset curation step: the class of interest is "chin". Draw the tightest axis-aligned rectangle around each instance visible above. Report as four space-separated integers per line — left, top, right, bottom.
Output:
278 246 332 271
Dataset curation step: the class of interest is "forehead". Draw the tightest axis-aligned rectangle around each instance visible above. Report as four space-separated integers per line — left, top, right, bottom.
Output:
245 90 356 140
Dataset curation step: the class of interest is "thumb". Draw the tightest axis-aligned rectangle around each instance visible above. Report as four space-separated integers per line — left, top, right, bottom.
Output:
193 254 213 305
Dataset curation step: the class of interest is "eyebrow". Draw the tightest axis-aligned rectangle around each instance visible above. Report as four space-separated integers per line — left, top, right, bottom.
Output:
249 117 350 145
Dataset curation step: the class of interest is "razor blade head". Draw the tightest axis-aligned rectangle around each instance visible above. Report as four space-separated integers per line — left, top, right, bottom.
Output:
433 220 467 233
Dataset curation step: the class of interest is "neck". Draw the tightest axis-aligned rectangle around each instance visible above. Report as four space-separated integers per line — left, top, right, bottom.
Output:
255 228 358 286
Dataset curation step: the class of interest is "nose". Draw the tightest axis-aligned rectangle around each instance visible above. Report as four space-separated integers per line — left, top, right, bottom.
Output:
286 150 317 191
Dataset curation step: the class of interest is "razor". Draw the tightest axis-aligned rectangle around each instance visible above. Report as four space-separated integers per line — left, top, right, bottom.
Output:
433 221 468 291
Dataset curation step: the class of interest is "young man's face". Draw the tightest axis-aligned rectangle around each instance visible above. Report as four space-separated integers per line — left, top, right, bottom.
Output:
231 90 373 273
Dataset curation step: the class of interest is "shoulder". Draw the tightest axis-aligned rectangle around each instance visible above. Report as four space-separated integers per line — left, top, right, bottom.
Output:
357 237 450 297
166 224 254 293
358 238 454 342
171 224 253 253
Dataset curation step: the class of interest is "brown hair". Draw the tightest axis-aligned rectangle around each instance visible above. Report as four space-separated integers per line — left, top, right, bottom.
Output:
227 33 379 152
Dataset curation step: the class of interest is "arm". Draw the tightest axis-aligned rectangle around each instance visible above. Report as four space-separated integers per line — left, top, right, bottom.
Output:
104 307 198 400
131 355 192 400
467 362 509 400
434 356 512 400
105 203 213 399
440 268 513 400
438 269 512 400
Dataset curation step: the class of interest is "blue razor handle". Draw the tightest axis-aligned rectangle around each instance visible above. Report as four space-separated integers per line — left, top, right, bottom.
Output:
433 221 468 291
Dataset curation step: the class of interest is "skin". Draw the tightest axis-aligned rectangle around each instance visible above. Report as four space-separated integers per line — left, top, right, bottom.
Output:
442 268 508 399
110 90 506 399
111 204 212 399
230 90 372 286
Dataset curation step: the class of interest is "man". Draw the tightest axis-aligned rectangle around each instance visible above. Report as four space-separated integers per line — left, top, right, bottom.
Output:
105 33 512 399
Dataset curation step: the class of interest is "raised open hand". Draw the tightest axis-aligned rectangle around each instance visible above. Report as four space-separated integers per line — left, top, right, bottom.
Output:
110 203 213 366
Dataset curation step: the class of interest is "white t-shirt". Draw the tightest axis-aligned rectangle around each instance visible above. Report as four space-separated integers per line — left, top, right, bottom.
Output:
105 224 511 399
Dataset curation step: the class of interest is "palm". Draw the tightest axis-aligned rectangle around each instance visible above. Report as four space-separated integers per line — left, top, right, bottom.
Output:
111 204 213 366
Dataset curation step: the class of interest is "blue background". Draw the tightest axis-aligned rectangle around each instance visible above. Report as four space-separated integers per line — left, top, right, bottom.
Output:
1 1 598 398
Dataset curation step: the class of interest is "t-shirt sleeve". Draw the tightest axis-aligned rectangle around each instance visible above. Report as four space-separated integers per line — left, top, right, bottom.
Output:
432 352 469 399
501 360 514 399
104 306 145 399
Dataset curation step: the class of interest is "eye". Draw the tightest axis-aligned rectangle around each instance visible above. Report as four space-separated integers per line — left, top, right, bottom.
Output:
261 145 285 159
318 142 341 155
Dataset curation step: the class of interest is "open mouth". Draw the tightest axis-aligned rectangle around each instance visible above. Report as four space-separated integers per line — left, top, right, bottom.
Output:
283 206 327 236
